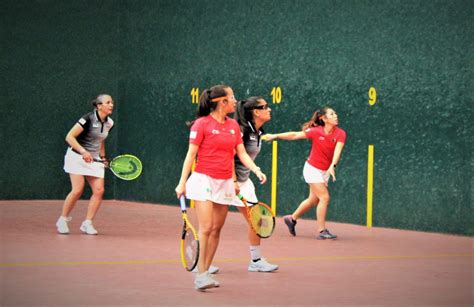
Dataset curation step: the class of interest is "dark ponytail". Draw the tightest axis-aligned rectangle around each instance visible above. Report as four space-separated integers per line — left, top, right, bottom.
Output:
187 85 229 128
302 106 330 130
235 96 264 141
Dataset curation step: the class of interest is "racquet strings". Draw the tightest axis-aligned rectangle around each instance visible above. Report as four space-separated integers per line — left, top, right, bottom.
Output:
182 225 199 270
110 155 142 180
249 204 274 237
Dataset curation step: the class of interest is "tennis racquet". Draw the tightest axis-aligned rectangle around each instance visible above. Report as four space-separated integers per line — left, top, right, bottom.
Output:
179 195 200 271
238 194 276 238
94 154 142 180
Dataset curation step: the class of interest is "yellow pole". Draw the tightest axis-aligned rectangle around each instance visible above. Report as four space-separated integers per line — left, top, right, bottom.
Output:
366 145 374 228
271 141 278 215
190 159 196 208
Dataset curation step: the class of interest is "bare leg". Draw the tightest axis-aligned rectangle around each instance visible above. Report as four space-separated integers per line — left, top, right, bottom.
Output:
61 174 85 217
292 185 319 220
85 176 105 220
194 200 214 273
309 183 331 231
205 204 229 269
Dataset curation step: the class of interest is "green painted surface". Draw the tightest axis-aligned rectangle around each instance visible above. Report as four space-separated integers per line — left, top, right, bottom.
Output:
1 0 471 235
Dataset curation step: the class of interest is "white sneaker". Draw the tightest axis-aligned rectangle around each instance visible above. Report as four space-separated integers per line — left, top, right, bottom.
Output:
191 265 219 274
56 216 72 234
248 258 279 272
207 272 220 287
194 272 216 291
80 220 98 235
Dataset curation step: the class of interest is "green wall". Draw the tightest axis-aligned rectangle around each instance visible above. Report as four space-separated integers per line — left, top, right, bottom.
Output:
1 0 472 235
1 1 121 199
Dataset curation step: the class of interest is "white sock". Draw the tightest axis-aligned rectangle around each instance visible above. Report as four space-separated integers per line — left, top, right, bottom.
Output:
250 245 261 261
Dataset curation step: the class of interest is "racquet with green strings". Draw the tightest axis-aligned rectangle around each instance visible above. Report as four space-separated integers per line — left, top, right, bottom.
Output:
94 154 142 180
238 194 275 238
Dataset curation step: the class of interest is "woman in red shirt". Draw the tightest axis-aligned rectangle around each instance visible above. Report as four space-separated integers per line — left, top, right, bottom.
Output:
175 85 267 290
264 107 346 240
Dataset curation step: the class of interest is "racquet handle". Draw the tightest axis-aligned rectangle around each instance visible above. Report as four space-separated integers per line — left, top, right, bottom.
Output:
179 195 187 211
237 194 257 205
93 158 109 163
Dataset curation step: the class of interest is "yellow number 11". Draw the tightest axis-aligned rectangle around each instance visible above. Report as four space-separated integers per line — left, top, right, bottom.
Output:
190 88 199 104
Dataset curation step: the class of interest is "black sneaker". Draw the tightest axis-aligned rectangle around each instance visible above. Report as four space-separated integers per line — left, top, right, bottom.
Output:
317 229 337 240
283 215 297 236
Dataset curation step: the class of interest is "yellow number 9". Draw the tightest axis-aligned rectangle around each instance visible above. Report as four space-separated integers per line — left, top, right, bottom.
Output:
368 87 377 106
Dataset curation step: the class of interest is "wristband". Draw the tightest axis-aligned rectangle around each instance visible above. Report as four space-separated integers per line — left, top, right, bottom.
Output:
253 167 261 174
79 148 86 154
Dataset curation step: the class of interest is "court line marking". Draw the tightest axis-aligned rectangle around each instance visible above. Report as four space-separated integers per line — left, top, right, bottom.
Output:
1 253 472 268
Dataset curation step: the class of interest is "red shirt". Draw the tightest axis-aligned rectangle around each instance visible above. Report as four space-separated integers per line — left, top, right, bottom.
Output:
189 115 243 179
304 126 347 170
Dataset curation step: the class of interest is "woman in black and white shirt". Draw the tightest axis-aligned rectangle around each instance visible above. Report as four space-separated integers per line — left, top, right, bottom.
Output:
204 96 278 274
56 94 114 235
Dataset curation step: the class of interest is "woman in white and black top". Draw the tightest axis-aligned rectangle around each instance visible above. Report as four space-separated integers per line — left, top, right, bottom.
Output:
56 94 114 235
204 96 278 273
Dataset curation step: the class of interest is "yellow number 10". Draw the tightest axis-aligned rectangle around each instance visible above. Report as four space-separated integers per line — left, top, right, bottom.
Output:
271 87 282 104
190 88 199 104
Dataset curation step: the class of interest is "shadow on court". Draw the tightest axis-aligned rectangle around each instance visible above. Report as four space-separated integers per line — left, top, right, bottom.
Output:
1 200 472 306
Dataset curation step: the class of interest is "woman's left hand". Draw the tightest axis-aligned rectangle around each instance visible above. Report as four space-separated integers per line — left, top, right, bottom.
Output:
256 170 267 184
327 165 336 182
234 181 240 195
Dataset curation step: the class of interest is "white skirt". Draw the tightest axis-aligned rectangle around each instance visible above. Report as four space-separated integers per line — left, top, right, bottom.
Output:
303 161 329 184
232 178 258 207
185 172 235 205
64 148 105 178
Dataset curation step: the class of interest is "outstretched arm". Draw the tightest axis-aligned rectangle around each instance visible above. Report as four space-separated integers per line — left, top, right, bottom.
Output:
263 131 307 141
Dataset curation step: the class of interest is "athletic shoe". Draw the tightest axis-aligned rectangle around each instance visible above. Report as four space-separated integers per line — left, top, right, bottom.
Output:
194 272 216 291
56 216 72 234
80 220 98 235
208 273 220 287
192 265 219 274
248 258 279 272
283 215 297 236
317 229 337 240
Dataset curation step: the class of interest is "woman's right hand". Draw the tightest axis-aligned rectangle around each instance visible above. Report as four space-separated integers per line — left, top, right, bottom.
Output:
255 170 267 184
175 183 185 199
81 151 93 163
